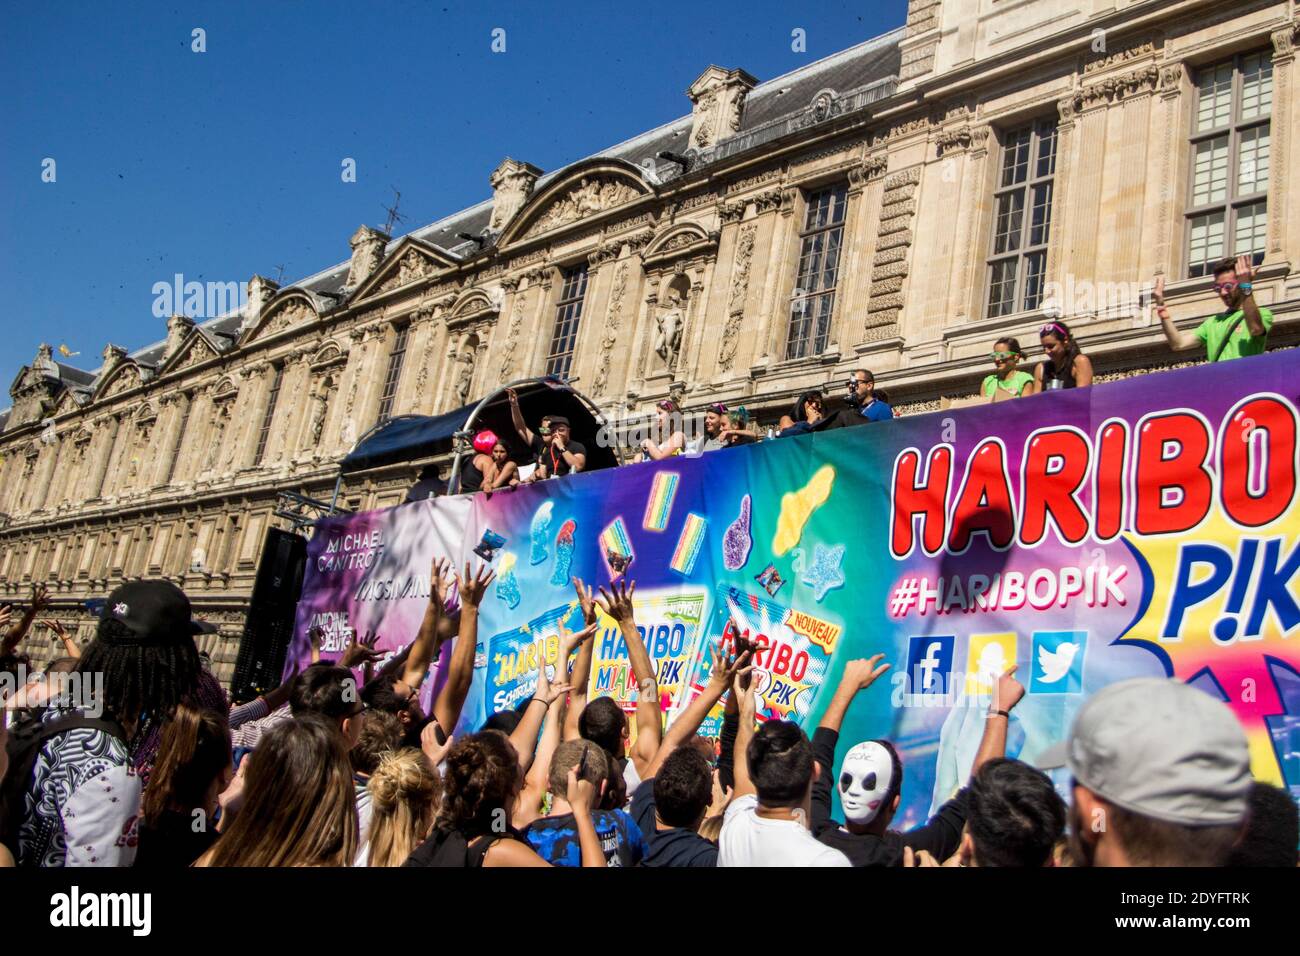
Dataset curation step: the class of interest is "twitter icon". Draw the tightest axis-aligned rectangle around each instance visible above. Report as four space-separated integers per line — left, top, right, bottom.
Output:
1030 631 1087 694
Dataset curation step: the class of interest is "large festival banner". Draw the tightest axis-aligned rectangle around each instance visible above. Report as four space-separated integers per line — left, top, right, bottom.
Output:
291 350 1300 826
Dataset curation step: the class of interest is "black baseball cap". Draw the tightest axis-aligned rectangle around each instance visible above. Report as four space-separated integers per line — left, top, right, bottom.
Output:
548 416 571 428
100 580 217 647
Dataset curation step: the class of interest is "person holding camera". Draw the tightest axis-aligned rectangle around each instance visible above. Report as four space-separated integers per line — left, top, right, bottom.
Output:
847 369 892 422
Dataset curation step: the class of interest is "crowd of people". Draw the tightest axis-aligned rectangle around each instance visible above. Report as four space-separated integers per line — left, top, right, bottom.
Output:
440 256 1275 497
1 561 1295 869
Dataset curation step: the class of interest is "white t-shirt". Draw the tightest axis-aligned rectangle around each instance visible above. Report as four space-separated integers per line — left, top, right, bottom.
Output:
718 794 851 867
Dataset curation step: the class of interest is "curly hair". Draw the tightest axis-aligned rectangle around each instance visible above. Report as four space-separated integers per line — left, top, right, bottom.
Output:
351 709 403 776
78 617 201 726
436 732 521 838
366 748 441 867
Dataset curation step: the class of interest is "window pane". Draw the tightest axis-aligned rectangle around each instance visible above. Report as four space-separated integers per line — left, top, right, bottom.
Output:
1191 136 1229 205
1022 252 1047 311
546 267 587 377
1187 211 1225 277
1237 125 1270 195
1233 200 1268 263
1029 182 1053 246
1001 128 1031 187
1035 124 1058 178
993 191 1025 255
987 259 1018 317
1240 53 1273 120
1196 62 1233 131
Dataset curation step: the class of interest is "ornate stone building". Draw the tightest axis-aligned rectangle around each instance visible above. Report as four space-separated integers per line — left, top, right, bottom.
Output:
3 0 1297 681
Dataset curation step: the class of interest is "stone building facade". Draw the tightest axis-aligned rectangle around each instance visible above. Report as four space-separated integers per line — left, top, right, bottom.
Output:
2 0 1297 681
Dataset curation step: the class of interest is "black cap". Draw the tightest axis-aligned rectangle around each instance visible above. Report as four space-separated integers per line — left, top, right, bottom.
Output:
100 580 216 647
548 416 571 428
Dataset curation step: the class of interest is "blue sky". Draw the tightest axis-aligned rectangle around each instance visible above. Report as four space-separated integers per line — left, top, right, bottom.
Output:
0 0 907 386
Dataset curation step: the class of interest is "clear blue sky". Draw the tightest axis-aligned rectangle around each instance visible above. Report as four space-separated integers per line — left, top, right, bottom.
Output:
0 0 907 387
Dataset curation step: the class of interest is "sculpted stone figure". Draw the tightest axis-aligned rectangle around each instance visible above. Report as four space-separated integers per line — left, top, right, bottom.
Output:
655 290 686 370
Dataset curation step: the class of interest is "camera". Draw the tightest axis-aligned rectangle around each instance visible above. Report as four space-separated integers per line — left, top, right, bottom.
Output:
845 377 864 406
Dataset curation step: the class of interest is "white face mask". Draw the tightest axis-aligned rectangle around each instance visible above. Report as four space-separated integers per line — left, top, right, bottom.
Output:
838 741 894 825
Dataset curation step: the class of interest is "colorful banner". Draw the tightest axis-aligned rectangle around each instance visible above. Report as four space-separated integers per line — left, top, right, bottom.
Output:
291 351 1300 826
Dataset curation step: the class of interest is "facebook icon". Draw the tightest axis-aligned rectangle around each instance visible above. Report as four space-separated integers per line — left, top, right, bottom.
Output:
904 635 955 697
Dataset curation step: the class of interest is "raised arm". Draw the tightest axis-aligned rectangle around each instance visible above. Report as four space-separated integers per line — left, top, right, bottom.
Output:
818 655 891 734
399 557 450 694
509 634 585 771
1153 275 1199 352
731 670 758 800
2 584 49 656
566 768 608 868
507 388 536 447
514 687 569 830
563 578 598 741
1235 255 1266 337
597 580 660 774
972 666 1026 777
646 640 750 779
432 562 495 736
39 620 81 660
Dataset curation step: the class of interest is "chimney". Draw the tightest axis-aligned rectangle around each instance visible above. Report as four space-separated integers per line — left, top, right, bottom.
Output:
164 314 194 360
489 158 543 232
687 66 757 150
346 225 391 288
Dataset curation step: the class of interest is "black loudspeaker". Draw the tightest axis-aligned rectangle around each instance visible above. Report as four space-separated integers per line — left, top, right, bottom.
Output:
230 527 307 703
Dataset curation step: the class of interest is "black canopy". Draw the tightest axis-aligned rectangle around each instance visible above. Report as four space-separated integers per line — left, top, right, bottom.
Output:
338 378 619 476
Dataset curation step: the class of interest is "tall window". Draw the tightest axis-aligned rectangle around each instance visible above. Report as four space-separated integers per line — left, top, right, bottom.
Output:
986 120 1058 317
545 266 588 378
252 368 282 466
786 184 848 360
1186 51 1272 277
164 397 193 484
376 325 410 423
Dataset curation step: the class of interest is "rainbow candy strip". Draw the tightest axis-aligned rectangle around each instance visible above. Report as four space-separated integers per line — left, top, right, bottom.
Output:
642 472 680 531
600 516 633 563
670 513 707 576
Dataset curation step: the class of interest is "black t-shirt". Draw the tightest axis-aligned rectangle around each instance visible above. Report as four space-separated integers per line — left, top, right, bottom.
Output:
403 825 530 868
810 726 969 867
133 809 218 868
534 437 586 476
630 778 718 867
458 456 485 493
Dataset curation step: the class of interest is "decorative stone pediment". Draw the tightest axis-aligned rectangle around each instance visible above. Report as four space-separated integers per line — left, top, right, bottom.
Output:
212 377 239 402
135 402 157 425
446 288 500 329
489 158 543 232
346 225 391 289
239 291 320 345
640 223 719 271
94 361 144 400
310 340 346 370
499 160 653 246
52 389 87 418
351 237 460 301
160 328 221 375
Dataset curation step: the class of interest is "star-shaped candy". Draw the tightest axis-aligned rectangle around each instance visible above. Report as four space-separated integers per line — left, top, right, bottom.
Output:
797 543 846 602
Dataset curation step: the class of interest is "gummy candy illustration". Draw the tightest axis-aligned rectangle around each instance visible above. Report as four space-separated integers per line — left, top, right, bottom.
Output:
495 552 522 609
670 513 707 576
529 500 554 566
550 519 576 586
793 542 845 602
773 465 835 556
722 495 752 571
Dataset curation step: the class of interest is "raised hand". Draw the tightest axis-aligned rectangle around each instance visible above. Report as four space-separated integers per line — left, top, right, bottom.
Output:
733 669 756 722
1234 254 1258 284
566 766 600 814
430 556 452 608
572 577 597 625
1152 274 1166 308
308 626 325 664
340 629 383 670
420 720 454 768
455 562 495 609
595 579 636 626
30 584 50 615
837 654 891 694
990 664 1026 714
532 645 572 706
0 606 11 634
707 638 752 690
557 620 598 665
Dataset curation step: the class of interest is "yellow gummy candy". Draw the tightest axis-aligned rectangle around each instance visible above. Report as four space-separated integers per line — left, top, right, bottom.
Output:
772 464 836 556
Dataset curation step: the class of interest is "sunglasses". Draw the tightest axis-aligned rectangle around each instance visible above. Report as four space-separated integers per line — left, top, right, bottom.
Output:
989 351 1016 361
1212 281 1239 292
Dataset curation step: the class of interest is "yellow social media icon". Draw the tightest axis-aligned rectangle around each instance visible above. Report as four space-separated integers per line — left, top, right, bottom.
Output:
965 633 1017 697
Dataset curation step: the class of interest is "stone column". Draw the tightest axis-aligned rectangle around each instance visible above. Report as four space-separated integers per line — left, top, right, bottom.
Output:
1268 27 1295 258
88 414 121 501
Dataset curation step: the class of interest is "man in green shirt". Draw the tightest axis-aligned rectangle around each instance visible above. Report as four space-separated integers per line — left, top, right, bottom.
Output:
1155 255 1273 362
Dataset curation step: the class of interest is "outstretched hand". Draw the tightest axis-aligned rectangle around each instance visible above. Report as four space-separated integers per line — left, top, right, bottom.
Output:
429 557 452 608
1152 274 1166 308
838 654 891 694
595 579 636 626
340 629 383 669
0 606 12 634
566 766 601 814
572 577 597 625
456 562 495 609
557 620 598 665
708 639 752 690
420 720 454 768
532 646 572 706
1234 254 1258 284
